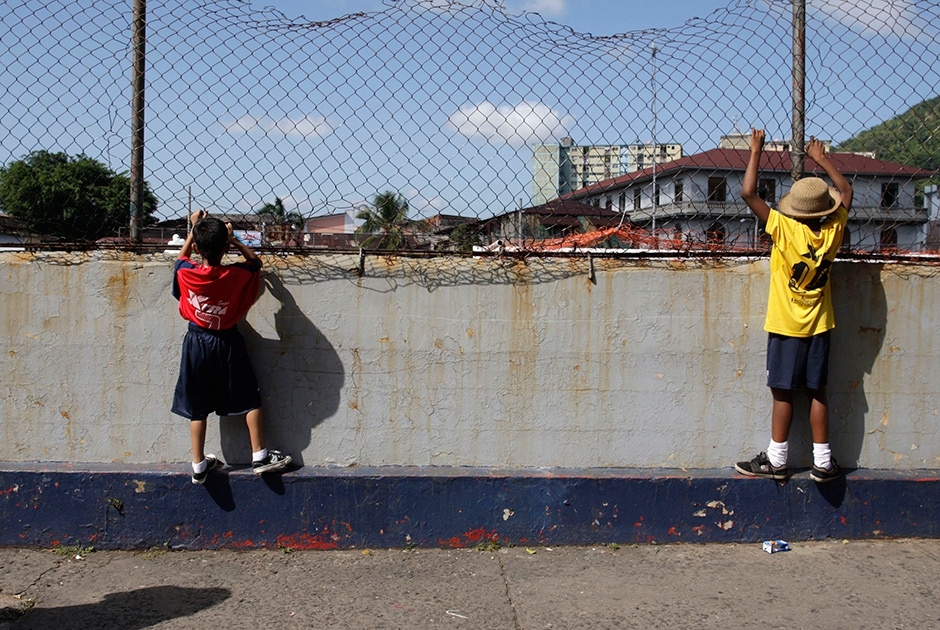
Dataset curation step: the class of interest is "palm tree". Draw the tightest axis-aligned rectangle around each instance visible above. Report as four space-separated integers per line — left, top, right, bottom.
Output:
258 197 286 220
356 191 410 249
258 197 303 226
257 197 304 244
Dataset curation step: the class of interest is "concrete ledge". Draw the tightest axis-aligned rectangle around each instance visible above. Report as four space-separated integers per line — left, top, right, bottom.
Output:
1 463 939 550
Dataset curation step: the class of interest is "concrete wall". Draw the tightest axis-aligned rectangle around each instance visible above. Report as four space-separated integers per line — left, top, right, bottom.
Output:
2 251 937 470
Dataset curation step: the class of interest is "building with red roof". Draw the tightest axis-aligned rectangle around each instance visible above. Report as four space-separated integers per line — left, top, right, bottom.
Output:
555 145 933 252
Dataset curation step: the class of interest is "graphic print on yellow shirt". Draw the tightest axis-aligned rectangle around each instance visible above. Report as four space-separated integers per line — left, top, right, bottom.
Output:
764 206 847 337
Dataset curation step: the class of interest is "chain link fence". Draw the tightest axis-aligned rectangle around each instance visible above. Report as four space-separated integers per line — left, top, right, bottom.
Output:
1 0 938 257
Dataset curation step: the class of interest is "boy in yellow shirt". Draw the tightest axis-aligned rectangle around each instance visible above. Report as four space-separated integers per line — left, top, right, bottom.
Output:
735 128 852 483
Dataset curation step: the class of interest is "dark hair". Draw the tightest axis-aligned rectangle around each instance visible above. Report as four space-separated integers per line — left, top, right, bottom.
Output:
192 217 228 264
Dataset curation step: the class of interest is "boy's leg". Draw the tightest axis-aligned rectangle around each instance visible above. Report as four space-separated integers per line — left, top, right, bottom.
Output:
765 334 796 467
770 387 794 442
808 387 829 443
806 330 840 481
189 418 223 484
224 332 278 467
190 418 208 464
245 407 265 454
808 387 840 481
734 387 791 479
245 407 293 474
805 332 832 445
766 387 793 469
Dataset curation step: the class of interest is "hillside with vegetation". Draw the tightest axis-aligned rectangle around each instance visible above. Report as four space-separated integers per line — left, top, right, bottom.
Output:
836 95 940 185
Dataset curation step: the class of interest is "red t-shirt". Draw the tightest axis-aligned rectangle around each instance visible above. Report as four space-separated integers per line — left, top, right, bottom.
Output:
173 257 261 330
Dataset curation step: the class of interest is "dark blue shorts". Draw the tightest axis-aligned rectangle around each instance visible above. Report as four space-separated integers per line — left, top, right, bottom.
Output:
171 323 262 420
766 331 831 391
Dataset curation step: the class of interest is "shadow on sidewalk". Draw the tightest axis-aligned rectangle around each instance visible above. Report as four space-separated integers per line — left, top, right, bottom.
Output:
12 585 230 628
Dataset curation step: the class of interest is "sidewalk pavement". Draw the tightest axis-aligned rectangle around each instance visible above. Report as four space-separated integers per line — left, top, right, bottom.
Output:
2 539 939 629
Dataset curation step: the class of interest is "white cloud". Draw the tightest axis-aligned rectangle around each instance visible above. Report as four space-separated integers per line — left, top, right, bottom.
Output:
222 114 334 139
413 0 566 20
517 0 566 17
816 0 917 36
445 100 574 147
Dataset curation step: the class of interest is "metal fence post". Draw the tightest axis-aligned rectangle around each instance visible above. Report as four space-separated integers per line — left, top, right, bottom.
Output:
651 41 659 247
129 0 146 243
791 0 805 181
1 0 935 254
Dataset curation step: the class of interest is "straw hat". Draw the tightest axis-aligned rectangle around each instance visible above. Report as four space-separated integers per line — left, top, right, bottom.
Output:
778 177 842 219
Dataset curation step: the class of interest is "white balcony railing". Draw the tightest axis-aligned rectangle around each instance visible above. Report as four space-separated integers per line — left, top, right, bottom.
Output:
627 202 929 223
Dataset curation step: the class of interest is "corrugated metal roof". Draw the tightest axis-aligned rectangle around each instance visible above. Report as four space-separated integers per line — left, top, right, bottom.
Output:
525 198 618 217
484 197 620 223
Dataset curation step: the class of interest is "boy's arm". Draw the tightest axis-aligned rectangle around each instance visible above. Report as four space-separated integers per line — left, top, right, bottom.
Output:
178 209 207 260
807 137 853 212
740 128 771 223
227 222 261 265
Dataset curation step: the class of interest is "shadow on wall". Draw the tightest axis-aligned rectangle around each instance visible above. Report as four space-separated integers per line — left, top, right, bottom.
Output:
221 272 344 466
278 251 586 292
829 263 887 468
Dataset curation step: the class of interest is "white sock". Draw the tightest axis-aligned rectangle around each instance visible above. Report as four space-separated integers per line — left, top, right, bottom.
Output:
813 443 832 469
192 459 207 474
252 448 268 463
766 440 788 468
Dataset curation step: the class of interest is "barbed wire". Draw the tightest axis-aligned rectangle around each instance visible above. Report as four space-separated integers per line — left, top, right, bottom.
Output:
0 0 937 257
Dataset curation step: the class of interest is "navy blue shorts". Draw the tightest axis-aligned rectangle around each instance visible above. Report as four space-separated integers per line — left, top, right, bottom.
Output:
171 323 262 420
766 331 831 391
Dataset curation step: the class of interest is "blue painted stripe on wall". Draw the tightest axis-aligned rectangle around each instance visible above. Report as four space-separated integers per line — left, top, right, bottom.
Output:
1 465 938 549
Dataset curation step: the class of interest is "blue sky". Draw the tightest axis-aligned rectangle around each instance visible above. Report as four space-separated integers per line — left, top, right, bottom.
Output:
1 0 937 223
213 0 938 219
262 0 734 35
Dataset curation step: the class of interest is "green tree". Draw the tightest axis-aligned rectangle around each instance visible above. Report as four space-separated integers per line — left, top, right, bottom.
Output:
0 150 157 241
836 95 940 188
448 221 483 252
356 191 410 249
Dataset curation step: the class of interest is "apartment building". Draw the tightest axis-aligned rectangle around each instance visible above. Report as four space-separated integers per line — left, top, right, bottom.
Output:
531 138 681 206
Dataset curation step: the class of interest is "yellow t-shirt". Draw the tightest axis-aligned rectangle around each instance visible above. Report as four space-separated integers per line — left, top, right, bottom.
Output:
764 206 848 337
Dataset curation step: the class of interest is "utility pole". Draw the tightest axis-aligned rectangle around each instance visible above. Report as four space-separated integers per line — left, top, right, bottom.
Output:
650 41 659 247
129 0 146 243
791 0 805 181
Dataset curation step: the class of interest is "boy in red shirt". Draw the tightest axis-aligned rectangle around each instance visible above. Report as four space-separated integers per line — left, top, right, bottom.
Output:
172 210 291 484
